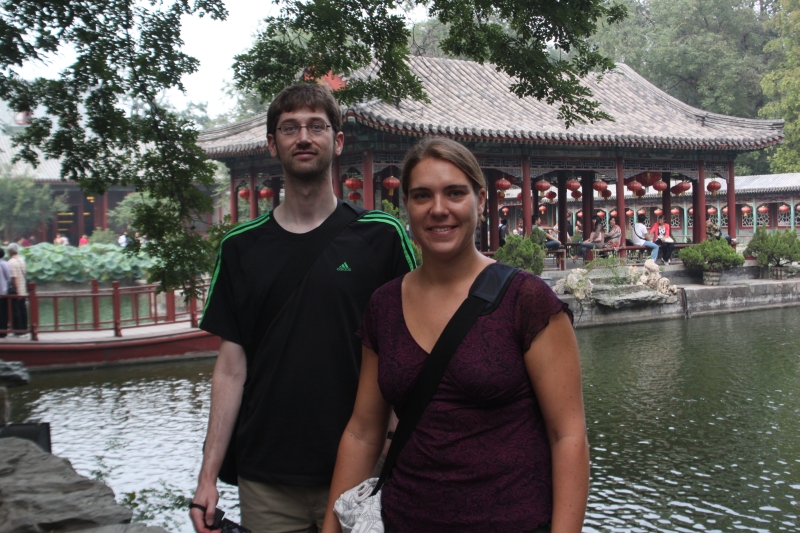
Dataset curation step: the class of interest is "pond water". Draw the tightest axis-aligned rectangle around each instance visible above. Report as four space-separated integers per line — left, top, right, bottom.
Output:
7 307 800 532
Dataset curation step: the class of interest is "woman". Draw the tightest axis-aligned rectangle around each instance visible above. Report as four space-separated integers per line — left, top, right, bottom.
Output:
604 216 622 251
649 214 675 264
575 216 604 262
323 138 588 533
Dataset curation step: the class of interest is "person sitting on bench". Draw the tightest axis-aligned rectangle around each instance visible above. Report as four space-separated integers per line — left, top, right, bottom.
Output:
576 216 604 262
649 214 675 265
631 213 659 261
532 215 561 251
603 216 622 251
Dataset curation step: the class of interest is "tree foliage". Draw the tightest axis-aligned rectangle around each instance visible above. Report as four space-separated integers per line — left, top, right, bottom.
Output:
493 235 545 274
743 227 800 266
761 0 800 172
678 237 745 272
233 0 627 127
0 165 67 241
0 0 227 296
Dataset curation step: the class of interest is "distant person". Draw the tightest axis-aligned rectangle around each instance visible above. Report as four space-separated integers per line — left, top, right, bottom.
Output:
576 216 604 262
631 214 659 260
53 234 62 245
60 234 69 246
649 215 675 264
28 235 37 246
498 218 509 247
118 233 128 247
706 214 732 245
0 248 10 338
79 234 90 246
17 237 30 247
604 216 622 251
532 214 561 250
6 243 27 336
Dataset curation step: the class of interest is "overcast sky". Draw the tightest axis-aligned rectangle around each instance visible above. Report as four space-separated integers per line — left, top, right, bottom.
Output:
17 1 428 120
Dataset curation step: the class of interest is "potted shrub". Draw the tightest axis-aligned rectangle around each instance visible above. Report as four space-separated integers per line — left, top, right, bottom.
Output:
678 238 745 285
743 229 800 280
494 235 545 275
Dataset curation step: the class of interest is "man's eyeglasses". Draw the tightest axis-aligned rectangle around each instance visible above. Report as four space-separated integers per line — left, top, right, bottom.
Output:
276 122 331 136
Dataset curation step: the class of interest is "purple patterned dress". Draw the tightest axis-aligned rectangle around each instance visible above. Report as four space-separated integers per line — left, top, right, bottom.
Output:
357 270 572 533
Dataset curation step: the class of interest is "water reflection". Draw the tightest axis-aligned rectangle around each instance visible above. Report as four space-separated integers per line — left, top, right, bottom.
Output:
7 307 800 532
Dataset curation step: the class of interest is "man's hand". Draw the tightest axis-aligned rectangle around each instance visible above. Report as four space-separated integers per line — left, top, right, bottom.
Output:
190 482 220 533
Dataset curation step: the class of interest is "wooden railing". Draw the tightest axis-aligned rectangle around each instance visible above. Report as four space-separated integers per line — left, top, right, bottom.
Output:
0 279 208 341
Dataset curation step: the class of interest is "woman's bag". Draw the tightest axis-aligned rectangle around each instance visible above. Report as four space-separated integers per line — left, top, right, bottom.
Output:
333 263 521 533
663 236 675 243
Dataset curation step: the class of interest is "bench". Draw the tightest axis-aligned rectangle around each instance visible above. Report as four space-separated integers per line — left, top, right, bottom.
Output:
545 248 567 270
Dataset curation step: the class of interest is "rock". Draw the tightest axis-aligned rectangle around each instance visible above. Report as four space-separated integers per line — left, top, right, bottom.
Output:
75 526 169 533
0 438 132 533
593 290 672 309
0 361 29 388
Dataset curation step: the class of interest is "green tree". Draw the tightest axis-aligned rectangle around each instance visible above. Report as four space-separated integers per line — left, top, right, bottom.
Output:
761 0 800 171
233 0 627 127
0 165 67 242
108 193 158 234
591 0 777 175
0 0 227 296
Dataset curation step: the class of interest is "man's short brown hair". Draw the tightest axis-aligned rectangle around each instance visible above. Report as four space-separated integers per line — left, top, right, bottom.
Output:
267 83 342 136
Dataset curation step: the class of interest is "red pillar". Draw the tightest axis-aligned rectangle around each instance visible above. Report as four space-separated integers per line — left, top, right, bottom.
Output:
248 168 258 220
522 157 532 237
229 175 238 224
662 173 671 220
271 177 281 209
557 172 568 243
696 161 707 242
488 177 499 251
727 161 737 240
615 158 627 257
581 171 592 239
363 151 374 210
332 156 342 199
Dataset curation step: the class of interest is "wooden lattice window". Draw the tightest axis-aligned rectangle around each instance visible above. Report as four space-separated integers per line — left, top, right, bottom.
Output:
720 213 729 228
757 209 770 227
778 208 792 227
671 213 682 228
796 206 800 226
742 212 754 227
688 214 693 228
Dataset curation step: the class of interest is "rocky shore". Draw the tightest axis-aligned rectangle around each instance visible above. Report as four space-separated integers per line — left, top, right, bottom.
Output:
0 437 168 533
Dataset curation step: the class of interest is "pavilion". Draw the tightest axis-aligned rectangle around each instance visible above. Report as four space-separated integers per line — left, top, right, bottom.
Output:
196 56 785 253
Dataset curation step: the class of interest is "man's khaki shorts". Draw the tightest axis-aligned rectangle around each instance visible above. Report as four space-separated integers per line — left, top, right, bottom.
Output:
238 477 330 533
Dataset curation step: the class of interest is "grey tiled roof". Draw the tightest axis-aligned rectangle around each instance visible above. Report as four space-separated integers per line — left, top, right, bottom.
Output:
0 126 63 181
198 56 784 156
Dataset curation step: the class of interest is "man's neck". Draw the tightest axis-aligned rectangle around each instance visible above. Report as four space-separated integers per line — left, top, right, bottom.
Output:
272 173 338 234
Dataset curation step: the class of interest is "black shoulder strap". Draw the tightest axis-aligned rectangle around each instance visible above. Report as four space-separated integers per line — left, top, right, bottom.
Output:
372 262 520 495
247 202 364 360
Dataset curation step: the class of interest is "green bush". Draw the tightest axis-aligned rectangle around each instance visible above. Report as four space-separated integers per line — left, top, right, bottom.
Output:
678 238 744 273
493 235 545 274
528 226 548 248
88 228 119 245
19 243 155 283
743 228 800 267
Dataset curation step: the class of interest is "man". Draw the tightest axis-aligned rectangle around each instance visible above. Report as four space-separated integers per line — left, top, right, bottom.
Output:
706 213 732 244
0 248 10 338
6 243 28 335
532 215 561 250
190 84 415 533
630 213 659 261
498 218 509 246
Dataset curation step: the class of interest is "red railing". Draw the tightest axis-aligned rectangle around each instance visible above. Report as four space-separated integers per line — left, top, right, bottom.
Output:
0 279 208 341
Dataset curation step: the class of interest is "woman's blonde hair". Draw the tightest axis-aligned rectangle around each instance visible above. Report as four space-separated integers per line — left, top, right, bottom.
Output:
400 138 486 197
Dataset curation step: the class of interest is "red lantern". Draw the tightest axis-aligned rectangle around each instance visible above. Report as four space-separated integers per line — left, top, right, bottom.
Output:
779 204 790 213
797 204 800 212
634 189 646 198
671 207 680 216
741 205 752 214
577 211 583 218
592 181 608 193
654 209 663 216
707 180 722 196
626 209 634 217
502 207 509 215
539 205 547 213
496 178 512 191
348 191 362 201
565 179 581 191
259 188 274 199
689 207 694 215
597 211 606 218
653 181 669 195
601 190 612 199
545 191 557 201
567 212 572 218
708 207 717 215
534 180 551 194
238 188 250 199
758 205 769 214
627 181 643 193
571 190 582 199
678 181 692 194
383 176 400 196
610 210 618 218
670 185 682 196
722 207 728 215
345 177 363 191
517 192 523 200
638 208 647 215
